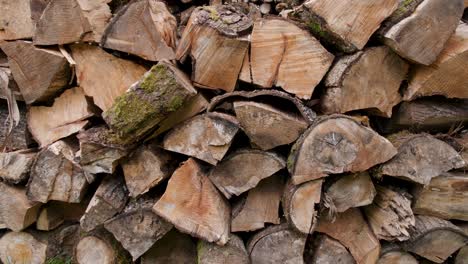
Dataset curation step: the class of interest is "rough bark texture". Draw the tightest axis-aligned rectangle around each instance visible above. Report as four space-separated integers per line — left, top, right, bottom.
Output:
0 149 36 184
0 182 40 231
197 234 249 264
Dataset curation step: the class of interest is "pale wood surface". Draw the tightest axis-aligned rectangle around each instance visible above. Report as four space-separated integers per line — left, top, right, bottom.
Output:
0 232 47 264
0 0 34 40
0 182 40 232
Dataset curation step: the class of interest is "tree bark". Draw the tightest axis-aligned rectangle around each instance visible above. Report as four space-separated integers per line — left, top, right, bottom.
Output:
0 149 36 184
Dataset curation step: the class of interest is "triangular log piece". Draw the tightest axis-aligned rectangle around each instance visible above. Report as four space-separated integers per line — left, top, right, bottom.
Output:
321 46 408 117
71 44 147 112
76 0 112 43
305 234 355 264
153 158 230 245
197 234 249 264
75 229 131 264
288 115 397 185
377 133 465 185
231 174 283 232
27 140 88 203
104 196 173 261
402 215 468 263
0 231 47 264
36 205 65 231
101 0 177 61
290 0 398 52
233 101 308 150
247 224 307 264
0 41 70 104
176 5 253 92
0 149 36 184
80 174 128 232
103 61 197 144
0 0 34 40
413 172 468 221
404 23 468 100
241 18 334 99
324 172 376 214
0 182 41 232
316 208 380 264
282 179 322 234
379 0 464 65
140 229 197 264
377 244 418 264
363 185 415 242
163 113 239 165
209 149 286 199
28 87 95 147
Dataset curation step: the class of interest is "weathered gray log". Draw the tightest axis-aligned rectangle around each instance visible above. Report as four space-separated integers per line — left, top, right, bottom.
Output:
0 149 36 184
197 234 249 264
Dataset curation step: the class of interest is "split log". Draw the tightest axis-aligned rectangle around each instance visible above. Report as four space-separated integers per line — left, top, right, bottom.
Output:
77 126 129 176
321 46 408 117
36 206 65 231
80 174 128 232
140 229 197 264
240 18 334 99
0 231 47 264
404 23 468 100
104 195 172 261
0 102 30 151
305 234 355 264
290 0 398 52
121 145 175 198
377 244 418 264
316 208 381 264
402 215 468 263
247 224 307 264
75 229 130 264
103 61 197 144
233 101 308 150
379 0 464 65
413 172 468 221
153 158 230 245
0 149 36 184
76 0 112 43
363 185 415 241
231 174 283 232
282 179 322 234
71 44 147 111
323 172 376 214
377 133 466 185
197 234 249 264
0 182 41 231
456 245 468 264
28 87 95 147
176 5 253 92
0 0 34 40
101 0 177 61
27 140 88 203
163 113 240 165
288 115 397 185
209 149 286 199
0 41 70 103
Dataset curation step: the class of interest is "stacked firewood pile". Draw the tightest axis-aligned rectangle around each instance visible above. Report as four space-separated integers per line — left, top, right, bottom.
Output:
1 0 468 263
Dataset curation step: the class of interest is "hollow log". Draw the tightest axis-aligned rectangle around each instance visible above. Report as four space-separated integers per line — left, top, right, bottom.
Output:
0 149 36 184
197 234 249 264
0 0 34 40
140 229 197 264
0 182 40 232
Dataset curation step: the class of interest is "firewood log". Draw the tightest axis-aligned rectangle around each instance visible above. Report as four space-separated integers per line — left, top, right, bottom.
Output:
412 172 468 221
176 5 253 92
240 18 334 99
246 224 307 264
379 0 464 65
377 133 466 185
140 229 197 264
101 0 177 61
0 182 40 231
0 60 22 101
288 115 397 185
80 174 128 232
233 101 308 150
0 0 34 40
456 131 468 169
377 244 418 264
363 185 415 241
282 179 321 234
290 0 398 53
71 44 147 112
209 149 285 199
0 231 47 264
0 102 30 151
197 234 249 264
27 140 88 203
316 208 380 264
153 158 230 245
76 0 112 43
104 195 172 261
324 172 376 214
36 205 65 231
28 87 95 147
305 234 355 264
0 149 36 184
404 23 468 100
231 174 283 232
75 229 131 264
402 215 468 263
456 245 468 264
163 113 240 165
103 61 197 144
321 46 408 117
0 41 70 103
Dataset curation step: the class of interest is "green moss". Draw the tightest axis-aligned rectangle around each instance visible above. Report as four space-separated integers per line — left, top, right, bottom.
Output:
139 64 168 93
168 95 184 112
202 6 220 21
307 21 326 38
196 241 204 264
108 93 156 135
287 142 299 172
395 0 415 15
46 257 72 264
